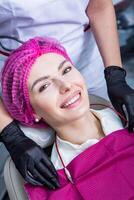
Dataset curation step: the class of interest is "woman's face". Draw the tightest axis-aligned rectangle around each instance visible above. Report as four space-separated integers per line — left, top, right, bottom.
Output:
28 53 90 128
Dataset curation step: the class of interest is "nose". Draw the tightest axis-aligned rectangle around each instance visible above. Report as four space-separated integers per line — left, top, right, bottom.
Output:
54 78 72 94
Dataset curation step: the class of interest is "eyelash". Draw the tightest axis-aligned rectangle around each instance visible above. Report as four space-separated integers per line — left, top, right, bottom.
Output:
38 66 72 92
39 83 50 92
62 66 72 75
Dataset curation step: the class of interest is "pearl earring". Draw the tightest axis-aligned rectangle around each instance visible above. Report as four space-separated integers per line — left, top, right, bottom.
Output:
35 118 39 122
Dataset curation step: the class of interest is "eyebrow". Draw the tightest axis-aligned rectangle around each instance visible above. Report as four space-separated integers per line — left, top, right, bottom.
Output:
31 59 68 91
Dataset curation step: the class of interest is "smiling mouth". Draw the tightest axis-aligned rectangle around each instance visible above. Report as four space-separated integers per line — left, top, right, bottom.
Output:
60 91 81 109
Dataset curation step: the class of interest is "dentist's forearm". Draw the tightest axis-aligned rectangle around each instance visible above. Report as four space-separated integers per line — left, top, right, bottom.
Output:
0 98 13 133
87 0 122 67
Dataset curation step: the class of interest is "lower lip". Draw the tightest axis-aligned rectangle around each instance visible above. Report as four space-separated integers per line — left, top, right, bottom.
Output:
63 93 82 110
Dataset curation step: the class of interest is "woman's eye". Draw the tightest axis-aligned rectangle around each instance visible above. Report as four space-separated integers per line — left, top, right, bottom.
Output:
63 66 72 75
39 83 50 92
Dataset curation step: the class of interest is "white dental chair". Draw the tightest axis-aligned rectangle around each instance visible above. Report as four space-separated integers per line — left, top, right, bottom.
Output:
4 95 111 200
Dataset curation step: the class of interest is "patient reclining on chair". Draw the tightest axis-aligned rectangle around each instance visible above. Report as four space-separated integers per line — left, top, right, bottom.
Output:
1 36 134 200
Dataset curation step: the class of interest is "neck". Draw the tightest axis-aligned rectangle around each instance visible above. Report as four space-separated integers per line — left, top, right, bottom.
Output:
55 110 105 145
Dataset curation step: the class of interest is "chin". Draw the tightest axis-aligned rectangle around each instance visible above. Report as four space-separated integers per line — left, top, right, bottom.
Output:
68 105 89 122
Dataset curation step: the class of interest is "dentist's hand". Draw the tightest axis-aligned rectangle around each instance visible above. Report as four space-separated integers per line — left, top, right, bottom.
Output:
0 98 59 189
104 66 134 132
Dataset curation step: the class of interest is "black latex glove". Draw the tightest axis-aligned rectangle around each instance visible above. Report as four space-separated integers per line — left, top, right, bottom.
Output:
0 121 60 189
104 66 134 132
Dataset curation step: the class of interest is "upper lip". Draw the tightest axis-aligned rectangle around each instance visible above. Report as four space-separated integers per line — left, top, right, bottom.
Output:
60 90 81 108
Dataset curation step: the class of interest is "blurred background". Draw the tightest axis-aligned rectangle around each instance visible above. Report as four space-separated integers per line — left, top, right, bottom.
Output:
0 0 134 199
115 0 134 88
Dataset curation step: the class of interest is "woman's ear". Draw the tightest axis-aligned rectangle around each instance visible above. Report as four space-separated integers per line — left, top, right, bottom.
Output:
33 113 41 123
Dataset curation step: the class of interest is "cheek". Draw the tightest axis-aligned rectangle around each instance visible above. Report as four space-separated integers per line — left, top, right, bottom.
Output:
34 99 52 114
31 91 58 117
35 99 60 127
72 70 89 101
73 72 87 90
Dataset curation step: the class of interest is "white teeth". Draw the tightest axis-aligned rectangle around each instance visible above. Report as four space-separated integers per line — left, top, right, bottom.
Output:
63 93 80 108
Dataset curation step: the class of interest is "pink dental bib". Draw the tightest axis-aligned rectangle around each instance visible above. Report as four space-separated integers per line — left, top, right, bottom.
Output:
25 128 134 200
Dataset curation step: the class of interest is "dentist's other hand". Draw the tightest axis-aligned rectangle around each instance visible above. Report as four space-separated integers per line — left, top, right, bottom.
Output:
104 66 134 132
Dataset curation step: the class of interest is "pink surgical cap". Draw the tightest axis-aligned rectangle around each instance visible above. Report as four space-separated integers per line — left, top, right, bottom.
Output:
1 37 71 127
